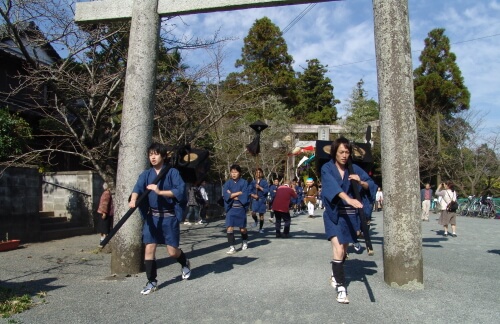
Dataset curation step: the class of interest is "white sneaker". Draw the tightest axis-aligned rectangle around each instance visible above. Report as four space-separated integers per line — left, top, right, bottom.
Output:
353 242 362 252
183 221 191 225
226 246 236 255
336 286 349 304
140 281 158 295
197 220 204 225
259 229 264 234
241 241 248 250
181 260 191 280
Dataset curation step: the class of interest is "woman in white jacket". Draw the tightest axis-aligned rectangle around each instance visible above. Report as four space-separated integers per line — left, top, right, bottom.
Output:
435 180 458 237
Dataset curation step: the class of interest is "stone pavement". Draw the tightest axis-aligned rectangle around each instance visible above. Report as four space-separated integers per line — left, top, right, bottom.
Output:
1 210 499 324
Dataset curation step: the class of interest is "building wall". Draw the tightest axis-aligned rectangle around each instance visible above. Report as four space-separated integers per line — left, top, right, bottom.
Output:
0 166 41 242
0 166 227 243
42 170 102 227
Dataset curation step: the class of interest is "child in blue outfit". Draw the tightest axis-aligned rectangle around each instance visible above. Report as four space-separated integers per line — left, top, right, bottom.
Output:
129 143 190 295
250 168 269 233
223 164 251 254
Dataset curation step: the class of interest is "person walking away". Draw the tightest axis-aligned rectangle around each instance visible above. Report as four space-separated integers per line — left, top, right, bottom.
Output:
129 142 190 295
304 178 318 218
250 168 269 233
184 183 205 225
435 181 458 237
97 183 114 246
420 183 433 221
296 180 305 213
272 180 297 238
317 185 323 209
198 181 209 224
223 164 251 254
321 137 375 304
375 187 383 212
268 179 279 223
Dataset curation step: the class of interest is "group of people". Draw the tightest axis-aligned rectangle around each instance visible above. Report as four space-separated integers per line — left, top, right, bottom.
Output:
421 181 458 237
269 177 324 218
99 139 381 304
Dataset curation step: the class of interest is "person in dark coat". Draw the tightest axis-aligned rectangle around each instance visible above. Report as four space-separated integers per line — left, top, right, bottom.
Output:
97 183 113 245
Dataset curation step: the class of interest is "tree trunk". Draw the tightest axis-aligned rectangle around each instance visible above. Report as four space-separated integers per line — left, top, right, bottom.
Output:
372 0 423 289
436 113 441 186
111 0 160 275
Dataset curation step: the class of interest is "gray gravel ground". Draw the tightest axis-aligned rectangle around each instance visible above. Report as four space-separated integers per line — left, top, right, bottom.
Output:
1 210 499 324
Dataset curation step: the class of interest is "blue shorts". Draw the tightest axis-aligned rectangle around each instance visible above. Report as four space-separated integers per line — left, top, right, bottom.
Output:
251 199 267 214
142 214 180 247
225 207 247 228
323 213 358 244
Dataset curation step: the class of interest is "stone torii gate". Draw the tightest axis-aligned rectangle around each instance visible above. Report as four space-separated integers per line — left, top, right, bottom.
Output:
75 0 422 289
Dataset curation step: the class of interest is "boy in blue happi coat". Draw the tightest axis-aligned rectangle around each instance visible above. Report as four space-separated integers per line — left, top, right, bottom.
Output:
129 143 190 295
223 164 251 254
250 168 269 233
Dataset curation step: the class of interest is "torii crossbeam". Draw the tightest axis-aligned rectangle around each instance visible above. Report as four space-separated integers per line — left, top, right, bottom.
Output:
76 0 335 22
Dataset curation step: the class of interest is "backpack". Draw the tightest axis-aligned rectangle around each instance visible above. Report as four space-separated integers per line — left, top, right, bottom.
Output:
194 187 206 205
447 201 458 212
446 191 458 212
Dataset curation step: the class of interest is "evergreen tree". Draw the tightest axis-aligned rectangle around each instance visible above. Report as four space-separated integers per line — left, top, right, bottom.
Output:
295 58 339 124
413 28 470 185
235 17 297 108
343 79 379 142
413 28 470 116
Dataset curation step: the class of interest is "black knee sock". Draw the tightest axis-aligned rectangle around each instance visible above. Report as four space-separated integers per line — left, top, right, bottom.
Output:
241 232 248 241
176 250 187 267
145 259 157 282
270 211 274 218
259 220 264 229
227 232 235 245
252 215 258 222
331 259 345 287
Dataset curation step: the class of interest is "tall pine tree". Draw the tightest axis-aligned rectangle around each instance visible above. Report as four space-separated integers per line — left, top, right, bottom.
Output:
343 79 379 142
235 17 297 108
295 58 339 124
413 28 470 185
413 28 470 116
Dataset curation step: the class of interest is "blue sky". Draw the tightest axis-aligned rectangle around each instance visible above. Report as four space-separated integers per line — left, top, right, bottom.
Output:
167 0 500 133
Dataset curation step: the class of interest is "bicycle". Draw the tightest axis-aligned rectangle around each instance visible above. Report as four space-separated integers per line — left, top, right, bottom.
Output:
460 196 481 217
477 197 498 219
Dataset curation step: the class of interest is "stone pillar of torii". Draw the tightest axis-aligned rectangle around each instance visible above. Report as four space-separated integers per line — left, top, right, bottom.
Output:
76 0 422 289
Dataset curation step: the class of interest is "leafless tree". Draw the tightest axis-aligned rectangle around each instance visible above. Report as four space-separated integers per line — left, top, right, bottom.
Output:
440 109 500 196
0 1 232 189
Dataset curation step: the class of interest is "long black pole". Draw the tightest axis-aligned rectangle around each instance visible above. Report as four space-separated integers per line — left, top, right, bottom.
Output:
99 164 171 248
346 158 374 256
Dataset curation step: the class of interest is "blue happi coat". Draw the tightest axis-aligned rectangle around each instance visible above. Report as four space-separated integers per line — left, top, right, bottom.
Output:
133 165 186 222
250 178 269 213
223 178 251 212
361 176 378 221
321 160 374 225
